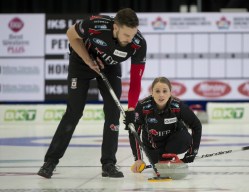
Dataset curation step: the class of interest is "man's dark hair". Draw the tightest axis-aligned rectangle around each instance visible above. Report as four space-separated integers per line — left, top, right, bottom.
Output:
114 8 139 28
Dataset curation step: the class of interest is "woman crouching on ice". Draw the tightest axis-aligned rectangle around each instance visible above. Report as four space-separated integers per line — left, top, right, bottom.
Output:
125 77 202 173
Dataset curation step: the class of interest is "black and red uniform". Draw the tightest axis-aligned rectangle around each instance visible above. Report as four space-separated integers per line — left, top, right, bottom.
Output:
44 15 147 165
129 96 202 164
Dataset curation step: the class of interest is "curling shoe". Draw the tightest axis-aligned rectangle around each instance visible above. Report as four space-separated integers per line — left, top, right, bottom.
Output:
37 161 57 179
102 163 124 178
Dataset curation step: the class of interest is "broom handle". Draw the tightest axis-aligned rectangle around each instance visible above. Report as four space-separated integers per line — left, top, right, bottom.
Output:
195 146 249 160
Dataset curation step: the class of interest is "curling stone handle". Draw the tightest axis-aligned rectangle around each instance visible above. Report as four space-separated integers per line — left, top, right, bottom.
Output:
162 153 179 161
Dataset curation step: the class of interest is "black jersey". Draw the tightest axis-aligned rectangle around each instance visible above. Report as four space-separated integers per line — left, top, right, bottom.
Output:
130 95 202 160
75 15 147 66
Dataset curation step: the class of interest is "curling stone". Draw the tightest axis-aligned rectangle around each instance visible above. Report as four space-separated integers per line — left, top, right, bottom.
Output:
155 153 188 180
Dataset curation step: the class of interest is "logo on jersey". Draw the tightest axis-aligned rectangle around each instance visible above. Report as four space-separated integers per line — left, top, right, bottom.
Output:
93 38 107 46
110 124 119 131
94 25 107 29
149 129 158 136
95 47 104 54
171 102 180 108
89 29 101 35
164 117 177 124
94 20 109 24
149 129 171 137
71 78 77 89
94 48 119 65
133 37 140 45
131 43 141 50
144 103 152 110
147 118 158 123
113 50 127 58
90 16 103 20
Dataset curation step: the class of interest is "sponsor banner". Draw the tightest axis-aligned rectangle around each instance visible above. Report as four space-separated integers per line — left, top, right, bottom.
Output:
0 104 107 124
207 102 249 123
137 79 249 101
45 80 68 101
45 14 89 56
0 58 44 101
45 59 69 80
45 34 69 55
45 79 98 101
0 14 45 57
104 13 249 33
46 14 86 34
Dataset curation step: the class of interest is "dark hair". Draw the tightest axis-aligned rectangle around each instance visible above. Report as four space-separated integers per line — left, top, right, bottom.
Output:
151 77 172 91
114 8 139 28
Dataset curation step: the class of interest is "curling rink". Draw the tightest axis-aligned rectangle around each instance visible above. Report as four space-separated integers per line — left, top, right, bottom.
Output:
0 121 249 192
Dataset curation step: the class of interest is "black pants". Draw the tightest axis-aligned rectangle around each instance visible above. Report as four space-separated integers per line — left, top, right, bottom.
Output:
145 128 192 164
45 52 122 165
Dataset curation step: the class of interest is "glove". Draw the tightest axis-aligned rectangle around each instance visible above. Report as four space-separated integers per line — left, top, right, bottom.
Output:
123 110 135 130
182 148 198 163
131 160 146 173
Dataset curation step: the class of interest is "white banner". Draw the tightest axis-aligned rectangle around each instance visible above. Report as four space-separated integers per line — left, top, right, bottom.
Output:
0 14 45 57
45 34 69 55
103 13 249 33
207 102 249 124
140 13 249 33
45 59 69 80
0 59 45 101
